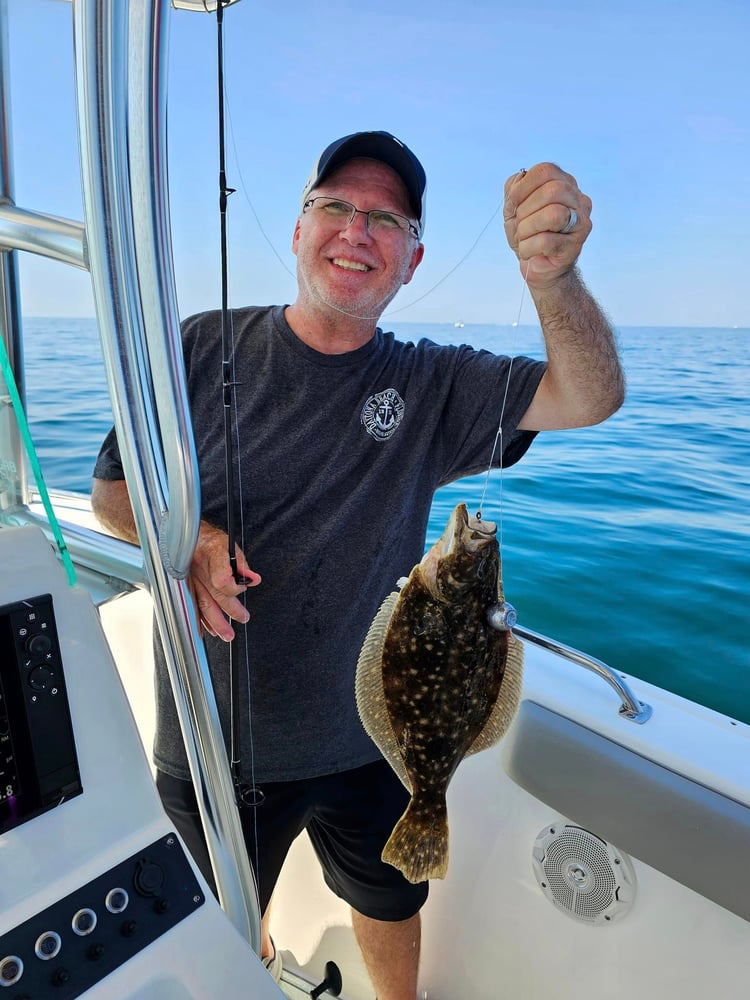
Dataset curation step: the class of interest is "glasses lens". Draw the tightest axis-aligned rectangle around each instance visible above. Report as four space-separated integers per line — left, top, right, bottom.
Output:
313 198 355 223
367 210 409 233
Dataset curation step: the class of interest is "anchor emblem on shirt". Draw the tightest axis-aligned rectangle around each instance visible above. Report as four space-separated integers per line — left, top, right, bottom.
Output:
361 388 405 441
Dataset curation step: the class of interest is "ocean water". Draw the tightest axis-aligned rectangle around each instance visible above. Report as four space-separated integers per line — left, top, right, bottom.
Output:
20 317 750 724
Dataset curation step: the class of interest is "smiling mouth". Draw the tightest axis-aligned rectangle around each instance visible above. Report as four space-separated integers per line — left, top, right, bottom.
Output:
332 258 370 272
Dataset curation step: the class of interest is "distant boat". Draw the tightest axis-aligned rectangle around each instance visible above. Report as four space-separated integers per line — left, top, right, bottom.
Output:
454 320 465 328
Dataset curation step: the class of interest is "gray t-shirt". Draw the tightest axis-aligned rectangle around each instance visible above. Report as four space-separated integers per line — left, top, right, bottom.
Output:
94 305 546 782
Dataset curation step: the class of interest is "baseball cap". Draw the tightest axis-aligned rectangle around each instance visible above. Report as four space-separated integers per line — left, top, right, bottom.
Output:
301 131 427 237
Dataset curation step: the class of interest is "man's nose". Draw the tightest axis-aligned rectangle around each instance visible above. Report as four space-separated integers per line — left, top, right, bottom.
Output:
340 209 373 244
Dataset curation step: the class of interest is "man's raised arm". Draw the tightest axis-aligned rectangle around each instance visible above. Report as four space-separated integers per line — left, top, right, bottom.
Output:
503 162 625 431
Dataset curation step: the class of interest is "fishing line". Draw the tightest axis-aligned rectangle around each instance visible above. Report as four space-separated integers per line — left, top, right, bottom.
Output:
223 95 297 282
230 302 265 829
383 201 505 318
477 255 531 545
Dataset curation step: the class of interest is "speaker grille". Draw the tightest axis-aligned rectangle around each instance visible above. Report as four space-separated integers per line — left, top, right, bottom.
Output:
532 823 636 925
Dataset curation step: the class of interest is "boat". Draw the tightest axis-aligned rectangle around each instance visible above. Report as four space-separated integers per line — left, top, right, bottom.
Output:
1 2 749 998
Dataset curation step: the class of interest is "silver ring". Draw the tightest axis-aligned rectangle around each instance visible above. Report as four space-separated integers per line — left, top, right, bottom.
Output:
560 208 578 235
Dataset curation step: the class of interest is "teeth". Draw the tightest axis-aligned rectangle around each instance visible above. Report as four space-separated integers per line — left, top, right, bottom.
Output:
333 258 369 272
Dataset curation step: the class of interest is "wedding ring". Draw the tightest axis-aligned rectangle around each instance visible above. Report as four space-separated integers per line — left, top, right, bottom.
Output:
560 208 578 234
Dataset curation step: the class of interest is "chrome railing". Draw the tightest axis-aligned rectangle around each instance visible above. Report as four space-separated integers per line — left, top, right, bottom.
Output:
0 205 87 269
515 625 653 724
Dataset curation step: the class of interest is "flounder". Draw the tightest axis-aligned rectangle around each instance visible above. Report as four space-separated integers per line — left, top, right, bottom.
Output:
356 502 523 883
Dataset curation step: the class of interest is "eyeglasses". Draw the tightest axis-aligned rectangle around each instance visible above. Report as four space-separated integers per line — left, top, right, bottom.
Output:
302 196 420 240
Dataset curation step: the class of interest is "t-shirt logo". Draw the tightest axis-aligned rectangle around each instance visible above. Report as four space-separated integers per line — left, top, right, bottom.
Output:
361 388 405 441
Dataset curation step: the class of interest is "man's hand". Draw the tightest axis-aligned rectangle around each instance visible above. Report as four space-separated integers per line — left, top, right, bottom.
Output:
92 479 262 643
190 521 261 642
503 162 592 290
499 163 624 431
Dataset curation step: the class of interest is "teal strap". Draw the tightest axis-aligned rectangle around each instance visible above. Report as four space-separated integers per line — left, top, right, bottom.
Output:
0 333 77 586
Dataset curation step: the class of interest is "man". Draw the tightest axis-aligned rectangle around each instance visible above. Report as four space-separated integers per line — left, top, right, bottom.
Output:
92 131 624 1000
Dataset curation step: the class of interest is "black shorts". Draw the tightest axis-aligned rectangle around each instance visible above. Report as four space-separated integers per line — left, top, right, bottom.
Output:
156 759 429 922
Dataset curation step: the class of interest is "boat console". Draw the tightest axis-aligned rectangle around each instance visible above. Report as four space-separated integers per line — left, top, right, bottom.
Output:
0 526 282 999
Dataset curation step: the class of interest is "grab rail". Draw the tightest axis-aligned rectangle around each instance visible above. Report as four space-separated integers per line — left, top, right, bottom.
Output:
0 204 87 269
73 0 261 949
514 625 653 724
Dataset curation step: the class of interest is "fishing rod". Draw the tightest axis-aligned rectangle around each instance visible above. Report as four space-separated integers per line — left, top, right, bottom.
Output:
216 0 238 580
214 0 247 806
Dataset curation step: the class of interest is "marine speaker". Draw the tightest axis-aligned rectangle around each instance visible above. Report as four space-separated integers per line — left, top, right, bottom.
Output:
532 822 636 925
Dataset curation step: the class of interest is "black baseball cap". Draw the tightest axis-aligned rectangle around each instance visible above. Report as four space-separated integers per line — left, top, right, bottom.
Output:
301 131 427 237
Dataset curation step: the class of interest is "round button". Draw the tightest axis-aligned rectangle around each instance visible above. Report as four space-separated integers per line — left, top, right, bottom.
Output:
28 666 55 692
72 908 97 936
0 955 24 987
25 633 52 656
105 888 129 914
34 931 61 961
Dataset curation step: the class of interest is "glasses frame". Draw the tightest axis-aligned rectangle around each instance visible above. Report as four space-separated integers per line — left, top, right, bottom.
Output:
302 196 420 240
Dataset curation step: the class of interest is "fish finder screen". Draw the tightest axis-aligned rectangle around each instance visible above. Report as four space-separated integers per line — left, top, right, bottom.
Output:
0 672 22 800
0 594 82 835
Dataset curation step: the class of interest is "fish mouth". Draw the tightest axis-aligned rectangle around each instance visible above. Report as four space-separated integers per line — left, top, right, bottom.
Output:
419 503 497 593
446 503 497 554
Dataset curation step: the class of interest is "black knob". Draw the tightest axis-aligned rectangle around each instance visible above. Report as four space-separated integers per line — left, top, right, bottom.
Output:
26 633 52 656
88 943 105 960
121 920 138 938
310 961 343 998
52 968 71 986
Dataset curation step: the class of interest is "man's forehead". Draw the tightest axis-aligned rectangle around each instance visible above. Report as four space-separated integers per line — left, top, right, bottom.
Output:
312 157 412 207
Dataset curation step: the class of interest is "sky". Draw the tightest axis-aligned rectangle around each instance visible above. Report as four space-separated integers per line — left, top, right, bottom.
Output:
5 0 750 328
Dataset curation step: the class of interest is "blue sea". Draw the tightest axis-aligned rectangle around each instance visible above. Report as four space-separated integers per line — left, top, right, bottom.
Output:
21 317 750 725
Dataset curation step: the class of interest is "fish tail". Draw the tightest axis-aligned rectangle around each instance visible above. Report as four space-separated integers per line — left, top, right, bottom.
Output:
382 798 449 884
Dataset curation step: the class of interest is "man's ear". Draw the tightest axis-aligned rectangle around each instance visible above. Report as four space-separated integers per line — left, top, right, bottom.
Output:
291 217 302 256
403 242 425 285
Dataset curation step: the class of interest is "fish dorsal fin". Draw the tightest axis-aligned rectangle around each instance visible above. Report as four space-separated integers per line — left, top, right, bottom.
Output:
355 591 412 792
464 633 524 757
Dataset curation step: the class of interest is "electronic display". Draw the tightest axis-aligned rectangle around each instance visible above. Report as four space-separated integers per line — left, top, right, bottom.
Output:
0 594 82 835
